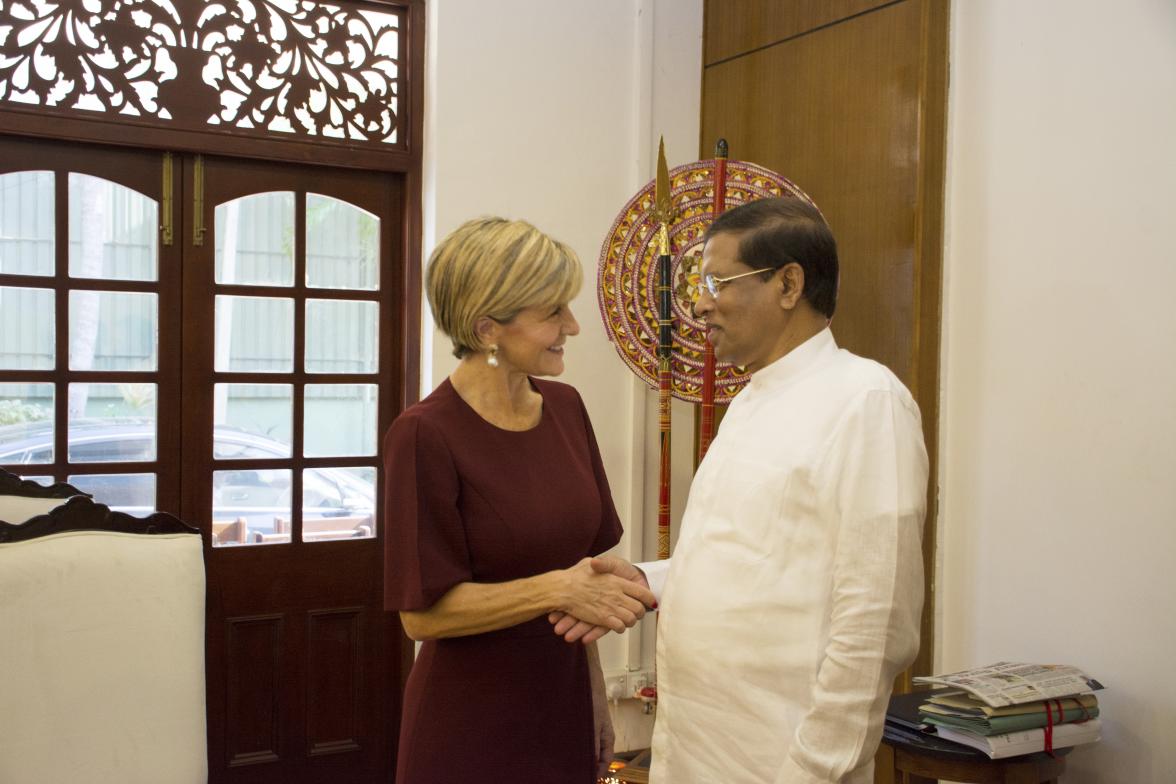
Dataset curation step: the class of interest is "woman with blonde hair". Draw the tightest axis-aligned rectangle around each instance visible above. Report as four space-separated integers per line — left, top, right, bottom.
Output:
384 217 653 783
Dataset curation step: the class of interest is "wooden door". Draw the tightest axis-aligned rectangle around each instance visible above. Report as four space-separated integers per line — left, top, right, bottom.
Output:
700 0 949 680
182 154 408 784
0 136 182 522
0 136 411 784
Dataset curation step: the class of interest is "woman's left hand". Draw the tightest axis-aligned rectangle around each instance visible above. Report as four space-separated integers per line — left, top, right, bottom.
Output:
594 693 615 777
587 642 615 778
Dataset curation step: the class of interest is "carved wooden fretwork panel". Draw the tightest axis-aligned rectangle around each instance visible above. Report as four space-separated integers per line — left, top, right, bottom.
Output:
0 0 403 146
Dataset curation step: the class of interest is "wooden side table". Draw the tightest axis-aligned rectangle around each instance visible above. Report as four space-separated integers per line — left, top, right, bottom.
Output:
877 738 1068 784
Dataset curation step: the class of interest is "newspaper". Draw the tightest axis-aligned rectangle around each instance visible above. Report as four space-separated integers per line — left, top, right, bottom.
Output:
912 662 1103 707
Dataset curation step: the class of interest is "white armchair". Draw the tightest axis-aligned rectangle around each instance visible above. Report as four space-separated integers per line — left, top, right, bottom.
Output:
0 470 208 784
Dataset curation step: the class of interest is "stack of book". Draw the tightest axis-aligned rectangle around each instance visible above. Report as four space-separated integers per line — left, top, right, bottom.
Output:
918 689 1100 758
912 662 1104 759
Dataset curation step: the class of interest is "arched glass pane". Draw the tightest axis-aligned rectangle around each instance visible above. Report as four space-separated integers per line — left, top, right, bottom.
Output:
306 299 378 373
68 174 158 281
306 194 378 290
214 295 293 372
0 171 54 276
69 290 158 371
215 192 295 286
0 287 54 369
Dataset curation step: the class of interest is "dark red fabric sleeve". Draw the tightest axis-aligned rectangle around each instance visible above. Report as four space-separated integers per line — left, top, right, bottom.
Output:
383 413 473 611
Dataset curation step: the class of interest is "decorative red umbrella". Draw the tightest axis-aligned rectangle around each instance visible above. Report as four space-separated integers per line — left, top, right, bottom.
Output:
597 147 818 406
598 141 819 559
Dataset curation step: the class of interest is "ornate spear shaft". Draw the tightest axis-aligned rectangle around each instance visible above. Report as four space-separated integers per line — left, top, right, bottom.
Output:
698 138 728 461
653 137 676 560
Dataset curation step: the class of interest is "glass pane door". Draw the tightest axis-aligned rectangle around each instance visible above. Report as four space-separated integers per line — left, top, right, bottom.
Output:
184 153 404 782
1 135 409 784
0 140 181 515
206 190 382 546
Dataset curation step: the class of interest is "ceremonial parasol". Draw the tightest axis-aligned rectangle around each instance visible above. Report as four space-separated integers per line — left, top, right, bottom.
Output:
597 147 818 406
597 141 818 560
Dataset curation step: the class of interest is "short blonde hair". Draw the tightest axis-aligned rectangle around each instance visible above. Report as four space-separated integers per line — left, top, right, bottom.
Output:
426 217 583 358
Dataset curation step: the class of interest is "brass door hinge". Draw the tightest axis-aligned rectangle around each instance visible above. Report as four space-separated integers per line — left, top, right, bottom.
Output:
193 154 206 246
160 152 173 246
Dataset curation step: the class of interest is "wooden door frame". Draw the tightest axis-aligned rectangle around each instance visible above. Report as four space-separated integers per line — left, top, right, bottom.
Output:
908 0 948 686
698 0 948 682
178 154 411 783
1 0 426 775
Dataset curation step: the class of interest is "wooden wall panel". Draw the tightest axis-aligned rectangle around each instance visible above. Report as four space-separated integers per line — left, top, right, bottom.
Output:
306 609 364 757
701 0 948 682
704 0 894 64
704 0 922 385
225 615 285 767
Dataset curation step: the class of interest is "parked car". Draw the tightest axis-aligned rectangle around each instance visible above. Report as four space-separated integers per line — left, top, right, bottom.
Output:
0 419 375 540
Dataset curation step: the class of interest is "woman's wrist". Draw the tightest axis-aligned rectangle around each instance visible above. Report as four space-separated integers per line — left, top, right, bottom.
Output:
533 568 570 614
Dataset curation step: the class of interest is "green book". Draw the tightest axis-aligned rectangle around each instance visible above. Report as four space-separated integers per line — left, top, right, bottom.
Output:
921 705 1099 736
924 690 1098 717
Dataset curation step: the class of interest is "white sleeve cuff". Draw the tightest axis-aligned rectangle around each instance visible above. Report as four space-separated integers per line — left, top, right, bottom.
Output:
635 558 671 604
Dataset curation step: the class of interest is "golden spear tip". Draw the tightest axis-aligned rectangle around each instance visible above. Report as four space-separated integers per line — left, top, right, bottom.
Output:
655 136 672 221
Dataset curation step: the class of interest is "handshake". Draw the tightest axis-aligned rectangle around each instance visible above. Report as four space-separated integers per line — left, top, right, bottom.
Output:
549 556 654 645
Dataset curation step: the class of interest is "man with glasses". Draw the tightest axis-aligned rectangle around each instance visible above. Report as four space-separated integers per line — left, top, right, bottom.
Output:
553 198 928 783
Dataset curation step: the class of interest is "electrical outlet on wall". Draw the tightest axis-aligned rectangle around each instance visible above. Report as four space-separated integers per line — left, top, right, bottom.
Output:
604 668 655 700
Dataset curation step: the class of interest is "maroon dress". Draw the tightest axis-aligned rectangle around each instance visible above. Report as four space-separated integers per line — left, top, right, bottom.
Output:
384 378 622 784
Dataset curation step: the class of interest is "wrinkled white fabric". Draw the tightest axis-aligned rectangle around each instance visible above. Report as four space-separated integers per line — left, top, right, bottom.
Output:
649 329 927 784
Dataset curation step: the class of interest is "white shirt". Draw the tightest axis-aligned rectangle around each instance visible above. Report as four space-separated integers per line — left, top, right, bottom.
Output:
645 329 927 784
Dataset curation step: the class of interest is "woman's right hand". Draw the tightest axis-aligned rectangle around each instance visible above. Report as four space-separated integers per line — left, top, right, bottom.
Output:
558 557 656 632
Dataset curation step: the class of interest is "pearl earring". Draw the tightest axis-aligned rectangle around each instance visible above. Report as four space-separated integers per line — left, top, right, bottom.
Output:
487 345 499 368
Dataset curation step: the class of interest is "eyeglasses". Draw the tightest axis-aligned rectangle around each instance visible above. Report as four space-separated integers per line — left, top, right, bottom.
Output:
701 267 775 298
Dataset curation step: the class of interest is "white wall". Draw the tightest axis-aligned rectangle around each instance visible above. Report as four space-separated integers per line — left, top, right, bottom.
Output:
424 0 703 749
940 1 1176 780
